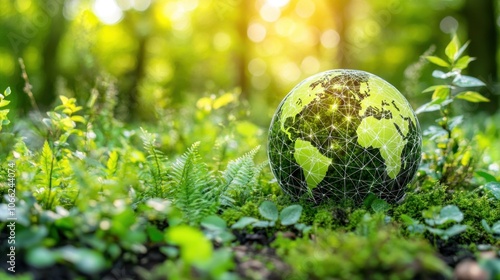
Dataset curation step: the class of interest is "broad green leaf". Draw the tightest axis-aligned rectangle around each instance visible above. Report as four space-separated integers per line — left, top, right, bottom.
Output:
453 75 486 87
436 205 464 225
432 86 449 102
201 215 227 230
432 70 451 79
415 102 440 114
455 41 470 60
422 85 450 93
460 150 472 166
474 170 497 183
371 198 390 213
0 99 10 107
71 115 86 123
425 56 450 67
454 55 475 70
423 126 447 141
58 246 107 274
259 201 279 221
408 223 426 234
444 224 467 238
60 95 69 104
484 182 500 200
481 219 492 233
26 247 57 268
447 115 463 131
280 204 303 226
231 217 259 229
165 225 213 264
253 220 272 228
146 225 164 243
426 227 444 236
455 91 489 103
213 92 235 109
445 35 460 62
491 221 500 233
400 214 417 225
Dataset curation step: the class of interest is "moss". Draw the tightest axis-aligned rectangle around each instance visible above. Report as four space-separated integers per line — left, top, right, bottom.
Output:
312 209 334 229
393 184 447 221
346 209 369 231
220 208 244 226
448 190 500 244
240 201 260 217
275 228 450 280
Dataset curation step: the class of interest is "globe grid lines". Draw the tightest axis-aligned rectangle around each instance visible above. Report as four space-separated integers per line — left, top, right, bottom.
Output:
267 69 422 204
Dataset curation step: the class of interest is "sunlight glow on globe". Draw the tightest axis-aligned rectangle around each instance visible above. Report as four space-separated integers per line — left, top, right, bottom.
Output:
267 69 422 203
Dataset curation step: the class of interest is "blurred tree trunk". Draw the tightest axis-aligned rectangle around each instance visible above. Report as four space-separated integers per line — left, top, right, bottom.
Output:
236 0 250 99
40 1 66 109
123 35 147 120
462 0 498 113
330 0 350 68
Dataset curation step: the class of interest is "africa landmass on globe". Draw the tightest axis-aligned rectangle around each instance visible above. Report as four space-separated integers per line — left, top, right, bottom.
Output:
268 69 422 203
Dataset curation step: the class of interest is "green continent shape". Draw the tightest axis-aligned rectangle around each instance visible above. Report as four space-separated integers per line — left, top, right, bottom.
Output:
294 139 332 190
280 72 341 140
356 77 417 179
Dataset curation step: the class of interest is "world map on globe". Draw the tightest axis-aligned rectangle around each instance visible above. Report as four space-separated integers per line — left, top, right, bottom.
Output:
268 69 422 203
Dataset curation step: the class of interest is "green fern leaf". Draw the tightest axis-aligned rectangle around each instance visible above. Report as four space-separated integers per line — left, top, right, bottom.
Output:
140 128 167 196
169 142 217 224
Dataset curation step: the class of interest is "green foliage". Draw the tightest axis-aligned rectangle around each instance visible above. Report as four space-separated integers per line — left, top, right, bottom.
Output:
0 87 11 131
275 228 451 280
140 128 167 197
418 35 488 187
481 220 500 240
232 200 311 234
220 145 266 207
168 142 218 224
402 205 468 242
484 182 500 200
1 28 499 278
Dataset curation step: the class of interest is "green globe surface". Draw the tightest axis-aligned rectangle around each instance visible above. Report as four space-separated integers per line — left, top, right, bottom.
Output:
267 69 422 203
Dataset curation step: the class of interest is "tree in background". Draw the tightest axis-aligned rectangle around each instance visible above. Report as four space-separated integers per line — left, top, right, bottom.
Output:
0 0 498 120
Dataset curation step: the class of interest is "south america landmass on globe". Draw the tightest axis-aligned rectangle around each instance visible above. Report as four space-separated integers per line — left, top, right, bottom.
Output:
268 69 422 203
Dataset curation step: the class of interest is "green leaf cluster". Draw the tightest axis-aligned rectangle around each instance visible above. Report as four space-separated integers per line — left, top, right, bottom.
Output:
232 200 311 233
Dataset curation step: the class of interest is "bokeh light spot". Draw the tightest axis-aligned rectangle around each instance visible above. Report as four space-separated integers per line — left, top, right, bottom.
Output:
260 3 281 22
440 16 458 34
295 0 315 18
320 29 340 48
266 0 289 8
248 58 267 76
248 23 267 43
93 0 123 25
301 56 320 74
279 62 301 82
275 17 296 37
213 32 231 51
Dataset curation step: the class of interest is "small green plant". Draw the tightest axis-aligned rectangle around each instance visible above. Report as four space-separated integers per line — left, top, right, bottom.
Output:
402 205 467 242
200 215 235 245
481 219 500 240
231 200 311 233
418 35 488 186
140 128 167 197
0 87 11 132
484 182 500 200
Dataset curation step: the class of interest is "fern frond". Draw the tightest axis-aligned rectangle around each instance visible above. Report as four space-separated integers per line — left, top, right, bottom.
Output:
219 146 264 207
140 128 167 196
169 142 217 224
